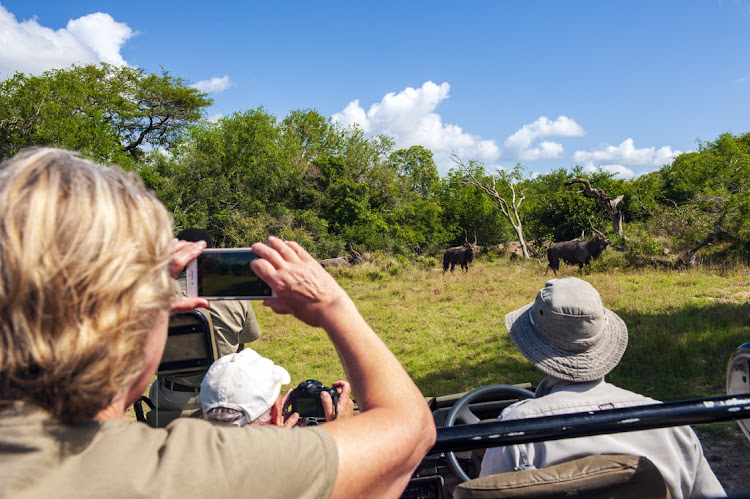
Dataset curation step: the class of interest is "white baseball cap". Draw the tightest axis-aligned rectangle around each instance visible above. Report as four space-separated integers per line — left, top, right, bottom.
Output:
201 348 291 422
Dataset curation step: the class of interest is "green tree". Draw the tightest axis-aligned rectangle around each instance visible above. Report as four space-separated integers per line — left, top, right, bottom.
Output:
659 132 750 255
437 166 510 248
389 145 440 198
452 155 531 258
0 64 211 166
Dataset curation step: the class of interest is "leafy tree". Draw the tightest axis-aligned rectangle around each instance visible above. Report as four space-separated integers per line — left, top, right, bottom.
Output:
0 64 211 166
436 166 510 248
659 132 750 255
388 145 440 198
523 168 624 243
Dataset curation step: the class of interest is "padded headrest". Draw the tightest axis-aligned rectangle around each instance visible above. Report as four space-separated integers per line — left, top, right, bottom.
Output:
453 454 669 499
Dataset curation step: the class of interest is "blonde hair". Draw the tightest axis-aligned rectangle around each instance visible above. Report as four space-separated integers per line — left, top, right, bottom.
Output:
0 148 175 422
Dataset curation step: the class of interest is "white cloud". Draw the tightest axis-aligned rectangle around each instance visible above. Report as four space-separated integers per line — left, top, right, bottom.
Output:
66 13 132 66
573 138 678 169
330 84 678 179
503 116 585 161
582 163 635 180
192 75 233 93
333 99 371 133
0 5 134 77
332 81 500 175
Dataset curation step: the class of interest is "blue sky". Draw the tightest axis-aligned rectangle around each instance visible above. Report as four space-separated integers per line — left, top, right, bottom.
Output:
1 1 749 178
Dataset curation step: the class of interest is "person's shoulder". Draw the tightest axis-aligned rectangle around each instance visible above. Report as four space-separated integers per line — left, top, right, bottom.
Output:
500 397 545 420
208 298 253 315
597 381 661 406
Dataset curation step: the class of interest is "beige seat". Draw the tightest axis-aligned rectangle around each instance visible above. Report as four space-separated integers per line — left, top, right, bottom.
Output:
133 308 216 428
453 454 669 499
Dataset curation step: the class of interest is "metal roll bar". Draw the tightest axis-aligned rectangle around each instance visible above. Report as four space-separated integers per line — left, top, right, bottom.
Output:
431 393 750 454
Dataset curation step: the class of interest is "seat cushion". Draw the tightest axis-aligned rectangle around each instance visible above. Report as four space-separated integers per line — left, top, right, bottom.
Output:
453 454 669 499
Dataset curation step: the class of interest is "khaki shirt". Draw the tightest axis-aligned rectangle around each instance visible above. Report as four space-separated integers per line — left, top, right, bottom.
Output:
165 278 262 388
0 402 338 498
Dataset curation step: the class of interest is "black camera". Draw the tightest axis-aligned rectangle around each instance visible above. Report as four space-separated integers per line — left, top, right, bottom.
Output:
285 379 339 422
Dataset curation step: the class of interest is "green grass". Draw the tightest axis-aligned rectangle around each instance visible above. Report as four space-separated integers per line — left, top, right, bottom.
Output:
249 255 750 402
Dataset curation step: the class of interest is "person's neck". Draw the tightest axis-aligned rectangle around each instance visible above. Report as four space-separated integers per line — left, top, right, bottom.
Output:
536 376 604 397
94 395 127 421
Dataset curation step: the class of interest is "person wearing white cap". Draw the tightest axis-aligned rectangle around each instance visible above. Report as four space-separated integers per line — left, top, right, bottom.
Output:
201 349 294 427
479 277 725 499
200 348 353 427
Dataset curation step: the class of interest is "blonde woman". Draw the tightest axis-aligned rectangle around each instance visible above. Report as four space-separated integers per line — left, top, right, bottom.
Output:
0 148 435 498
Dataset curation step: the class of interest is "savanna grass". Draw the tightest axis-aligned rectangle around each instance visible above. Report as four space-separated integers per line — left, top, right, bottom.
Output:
251 254 750 402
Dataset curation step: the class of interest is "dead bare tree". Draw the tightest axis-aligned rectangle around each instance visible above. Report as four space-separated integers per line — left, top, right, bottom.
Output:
647 227 734 269
674 227 731 269
564 178 625 240
451 153 530 259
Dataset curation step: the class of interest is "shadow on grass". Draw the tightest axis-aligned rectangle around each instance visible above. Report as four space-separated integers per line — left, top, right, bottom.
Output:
412 333 542 398
409 300 750 402
609 300 750 400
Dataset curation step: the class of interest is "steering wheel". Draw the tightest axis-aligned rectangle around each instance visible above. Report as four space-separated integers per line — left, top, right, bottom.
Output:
444 384 535 482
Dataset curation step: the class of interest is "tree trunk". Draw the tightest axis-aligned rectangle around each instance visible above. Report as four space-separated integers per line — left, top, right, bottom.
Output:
564 178 625 240
514 224 530 259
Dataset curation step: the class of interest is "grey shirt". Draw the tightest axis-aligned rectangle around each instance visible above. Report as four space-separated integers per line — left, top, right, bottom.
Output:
480 377 726 498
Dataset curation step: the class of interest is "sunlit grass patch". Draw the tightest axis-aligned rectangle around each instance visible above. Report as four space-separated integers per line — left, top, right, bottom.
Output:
250 257 750 404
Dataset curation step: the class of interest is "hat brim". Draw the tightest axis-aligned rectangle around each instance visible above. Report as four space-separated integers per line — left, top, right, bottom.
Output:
505 302 628 382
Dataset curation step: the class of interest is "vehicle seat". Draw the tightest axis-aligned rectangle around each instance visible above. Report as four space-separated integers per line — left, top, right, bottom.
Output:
133 308 216 428
133 395 201 428
453 454 669 499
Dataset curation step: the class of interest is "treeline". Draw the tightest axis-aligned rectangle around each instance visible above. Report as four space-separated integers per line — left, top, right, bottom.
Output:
1 64 748 262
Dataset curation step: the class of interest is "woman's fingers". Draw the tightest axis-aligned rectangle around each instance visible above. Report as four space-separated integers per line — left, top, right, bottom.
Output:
168 239 206 278
169 296 209 313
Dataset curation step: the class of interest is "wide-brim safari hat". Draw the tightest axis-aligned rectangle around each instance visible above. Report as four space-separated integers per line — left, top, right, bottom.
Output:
505 277 628 382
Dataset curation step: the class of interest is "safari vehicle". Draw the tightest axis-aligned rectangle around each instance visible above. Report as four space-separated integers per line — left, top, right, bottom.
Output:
136 312 750 498
400 343 750 498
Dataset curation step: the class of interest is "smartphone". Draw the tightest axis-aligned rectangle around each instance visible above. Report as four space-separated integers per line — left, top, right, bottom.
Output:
185 248 276 300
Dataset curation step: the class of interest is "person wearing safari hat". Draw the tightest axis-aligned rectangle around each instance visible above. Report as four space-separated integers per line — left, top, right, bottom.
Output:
479 277 725 498
201 348 353 427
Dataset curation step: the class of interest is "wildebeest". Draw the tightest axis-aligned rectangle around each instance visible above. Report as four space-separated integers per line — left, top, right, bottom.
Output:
545 234 612 276
321 250 363 268
443 234 477 273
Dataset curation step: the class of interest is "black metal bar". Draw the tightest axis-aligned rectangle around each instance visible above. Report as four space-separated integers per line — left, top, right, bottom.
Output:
430 393 750 454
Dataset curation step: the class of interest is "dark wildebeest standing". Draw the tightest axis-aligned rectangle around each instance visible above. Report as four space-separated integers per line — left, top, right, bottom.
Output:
443 234 477 273
321 250 363 269
546 234 612 276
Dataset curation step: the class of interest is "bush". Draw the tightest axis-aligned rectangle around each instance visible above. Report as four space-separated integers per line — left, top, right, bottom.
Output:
416 255 438 269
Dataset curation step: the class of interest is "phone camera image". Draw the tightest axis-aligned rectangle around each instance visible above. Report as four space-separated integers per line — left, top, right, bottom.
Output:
197 250 274 299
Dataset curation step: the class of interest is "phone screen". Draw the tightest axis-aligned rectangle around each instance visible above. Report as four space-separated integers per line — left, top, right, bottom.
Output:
196 250 274 299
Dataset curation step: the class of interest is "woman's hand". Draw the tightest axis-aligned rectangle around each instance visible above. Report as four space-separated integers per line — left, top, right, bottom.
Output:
250 236 350 328
168 238 209 312
168 238 206 279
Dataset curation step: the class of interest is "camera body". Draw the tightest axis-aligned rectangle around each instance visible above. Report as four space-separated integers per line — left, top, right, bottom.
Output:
286 379 339 422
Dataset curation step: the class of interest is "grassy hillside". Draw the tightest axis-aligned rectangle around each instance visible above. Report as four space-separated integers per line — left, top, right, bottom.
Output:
250 254 750 402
